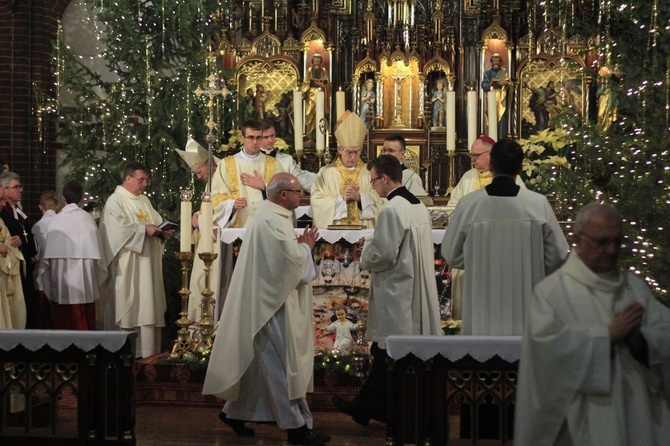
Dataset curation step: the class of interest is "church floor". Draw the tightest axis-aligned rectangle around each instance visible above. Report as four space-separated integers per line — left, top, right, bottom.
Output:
135 406 388 445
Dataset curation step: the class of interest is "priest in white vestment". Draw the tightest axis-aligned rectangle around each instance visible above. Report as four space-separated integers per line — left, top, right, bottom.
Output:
441 139 568 335
515 203 670 446
203 173 331 445
99 162 175 358
260 119 316 193
333 155 441 426
381 135 427 196
176 138 223 323
211 119 284 229
0 185 26 329
37 182 107 330
310 111 382 228
446 136 525 320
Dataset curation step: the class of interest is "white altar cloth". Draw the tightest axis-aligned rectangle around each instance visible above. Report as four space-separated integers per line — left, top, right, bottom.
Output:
0 330 135 353
386 335 521 363
219 228 446 245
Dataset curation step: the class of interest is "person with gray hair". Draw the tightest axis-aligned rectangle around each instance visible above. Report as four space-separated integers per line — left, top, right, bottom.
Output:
204 173 331 445
1 171 43 328
515 203 670 445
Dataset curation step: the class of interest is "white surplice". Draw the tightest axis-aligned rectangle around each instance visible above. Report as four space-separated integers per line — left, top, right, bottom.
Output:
37 203 107 305
441 186 568 335
263 150 317 193
401 168 427 196
361 188 442 349
31 209 57 255
99 186 167 357
310 159 382 228
202 200 317 429
515 252 670 446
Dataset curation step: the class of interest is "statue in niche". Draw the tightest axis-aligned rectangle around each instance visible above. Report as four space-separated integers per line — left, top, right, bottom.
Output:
254 83 267 119
242 87 255 121
431 79 447 128
358 78 376 123
303 53 329 139
482 53 510 138
275 91 293 136
526 80 557 133
597 66 623 132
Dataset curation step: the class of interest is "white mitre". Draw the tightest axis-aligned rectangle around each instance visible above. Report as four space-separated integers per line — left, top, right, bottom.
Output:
334 111 367 147
176 138 221 171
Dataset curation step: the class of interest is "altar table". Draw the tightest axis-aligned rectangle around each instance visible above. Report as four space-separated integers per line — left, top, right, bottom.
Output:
385 335 522 445
0 330 136 445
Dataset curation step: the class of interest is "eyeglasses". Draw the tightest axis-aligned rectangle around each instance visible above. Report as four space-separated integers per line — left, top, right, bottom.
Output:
244 135 263 141
6 185 23 190
130 175 149 184
580 233 623 248
369 176 382 186
470 151 490 160
283 189 303 196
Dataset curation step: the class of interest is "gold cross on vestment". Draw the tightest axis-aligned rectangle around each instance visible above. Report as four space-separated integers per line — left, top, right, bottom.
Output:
136 208 150 223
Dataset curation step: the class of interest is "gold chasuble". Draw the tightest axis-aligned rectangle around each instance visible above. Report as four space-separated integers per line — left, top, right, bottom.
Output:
334 158 366 225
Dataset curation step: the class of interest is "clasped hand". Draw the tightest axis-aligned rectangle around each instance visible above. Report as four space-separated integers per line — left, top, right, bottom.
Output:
344 184 360 202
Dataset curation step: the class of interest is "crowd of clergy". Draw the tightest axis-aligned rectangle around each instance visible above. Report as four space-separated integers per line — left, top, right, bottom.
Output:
1 109 669 445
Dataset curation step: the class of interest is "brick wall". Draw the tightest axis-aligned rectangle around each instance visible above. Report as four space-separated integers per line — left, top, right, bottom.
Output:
0 0 70 223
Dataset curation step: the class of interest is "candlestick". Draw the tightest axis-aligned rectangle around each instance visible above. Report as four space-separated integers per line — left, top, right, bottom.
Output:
293 87 304 155
194 252 218 353
446 90 456 152
170 251 195 359
179 191 192 252
316 89 325 152
336 88 345 122
200 196 213 253
487 90 498 141
467 89 477 150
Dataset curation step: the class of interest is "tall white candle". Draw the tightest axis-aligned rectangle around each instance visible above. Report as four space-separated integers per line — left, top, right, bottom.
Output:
316 89 325 152
487 90 498 141
180 199 192 252
200 201 213 253
336 89 345 122
293 87 303 155
446 90 456 152
467 90 477 150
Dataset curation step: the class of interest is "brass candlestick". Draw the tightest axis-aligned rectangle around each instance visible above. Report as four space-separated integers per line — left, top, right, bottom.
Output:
170 251 195 359
193 251 219 353
446 151 457 195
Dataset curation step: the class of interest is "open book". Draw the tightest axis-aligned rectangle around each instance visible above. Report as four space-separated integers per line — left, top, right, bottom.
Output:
158 220 179 232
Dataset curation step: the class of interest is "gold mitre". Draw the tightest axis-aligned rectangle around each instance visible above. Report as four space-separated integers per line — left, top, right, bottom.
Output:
334 111 367 148
175 138 219 171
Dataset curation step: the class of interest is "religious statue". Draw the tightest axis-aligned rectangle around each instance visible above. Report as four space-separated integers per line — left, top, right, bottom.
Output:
242 87 255 121
358 78 376 124
254 83 267 119
482 53 510 138
431 79 447 128
275 91 293 136
526 80 557 133
597 66 623 132
303 54 329 139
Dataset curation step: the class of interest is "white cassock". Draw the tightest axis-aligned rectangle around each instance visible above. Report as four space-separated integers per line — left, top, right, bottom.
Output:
99 185 167 358
187 151 284 323
37 203 107 305
441 183 568 335
202 200 317 429
361 187 442 348
310 159 382 228
515 252 670 446
401 168 427 196
446 169 525 319
0 219 26 329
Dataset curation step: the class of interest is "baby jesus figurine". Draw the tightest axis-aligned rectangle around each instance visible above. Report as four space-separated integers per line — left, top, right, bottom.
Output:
319 305 358 353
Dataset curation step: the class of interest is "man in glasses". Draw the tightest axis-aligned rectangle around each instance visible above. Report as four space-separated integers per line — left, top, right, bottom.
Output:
381 135 426 196
204 173 331 445
259 119 316 193
211 119 284 229
515 203 670 445
442 139 568 337
0 171 40 328
310 111 382 228
332 155 440 426
445 135 524 320
99 162 174 358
